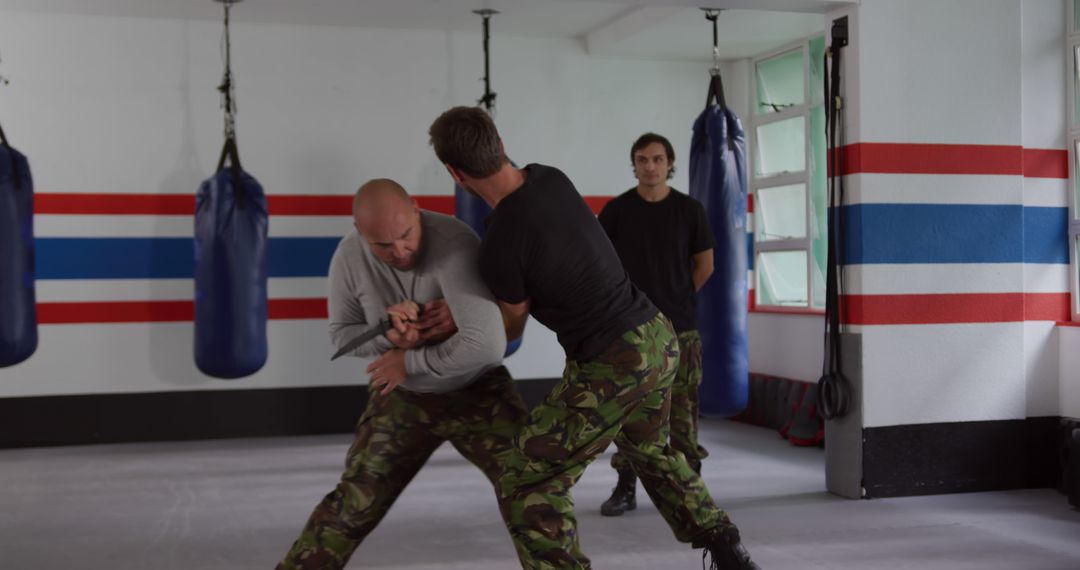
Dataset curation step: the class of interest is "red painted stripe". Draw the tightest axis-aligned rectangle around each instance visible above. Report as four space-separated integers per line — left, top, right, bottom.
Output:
38 298 327 324
1024 292 1072 321
39 300 194 324
1022 148 1069 179
36 194 195 215
269 298 328 320
34 193 456 216
582 196 613 215
842 292 1069 325
836 143 1024 176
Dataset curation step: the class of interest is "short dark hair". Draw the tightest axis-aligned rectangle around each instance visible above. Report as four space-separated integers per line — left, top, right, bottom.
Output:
428 106 505 178
630 132 676 179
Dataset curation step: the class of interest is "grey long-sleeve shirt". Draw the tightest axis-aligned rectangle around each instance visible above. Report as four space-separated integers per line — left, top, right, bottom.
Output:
327 210 507 393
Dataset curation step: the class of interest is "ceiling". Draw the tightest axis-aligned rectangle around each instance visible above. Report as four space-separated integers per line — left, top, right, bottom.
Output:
0 0 847 61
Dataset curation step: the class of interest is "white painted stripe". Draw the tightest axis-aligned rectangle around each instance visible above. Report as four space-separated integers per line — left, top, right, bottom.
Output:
845 263 1067 295
862 323 1026 427
846 173 1023 206
1023 263 1070 294
847 264 1020 295
1023 177 1068 208
33 215 353 237
35 277 328 302
0 314 566 398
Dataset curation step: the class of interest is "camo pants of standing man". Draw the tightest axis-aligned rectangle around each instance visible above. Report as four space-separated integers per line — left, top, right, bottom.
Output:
497 314 734 569
611 329 708 474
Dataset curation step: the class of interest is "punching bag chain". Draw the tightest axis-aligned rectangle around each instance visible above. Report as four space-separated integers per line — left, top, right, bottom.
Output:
214 0 245 207
703 9 722 75
0 49 10 87
218 0 238 143
0 51 20 190
473 9 499 113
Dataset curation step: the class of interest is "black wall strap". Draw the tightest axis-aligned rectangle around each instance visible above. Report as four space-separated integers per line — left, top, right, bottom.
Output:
818 21 851 421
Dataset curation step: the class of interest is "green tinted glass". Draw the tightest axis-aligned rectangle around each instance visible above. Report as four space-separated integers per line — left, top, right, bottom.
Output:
756 49 804 115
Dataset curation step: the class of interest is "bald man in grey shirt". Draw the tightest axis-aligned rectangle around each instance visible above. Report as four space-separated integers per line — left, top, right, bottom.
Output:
278 179 526 570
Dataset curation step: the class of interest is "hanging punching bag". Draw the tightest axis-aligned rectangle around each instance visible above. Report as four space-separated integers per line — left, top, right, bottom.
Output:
194 138 268 379
690 74 749 416
0 124 37 367
454 181 521 357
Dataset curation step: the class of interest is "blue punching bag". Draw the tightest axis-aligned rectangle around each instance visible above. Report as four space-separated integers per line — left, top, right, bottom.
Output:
454 181 521 357
194 138 268 378
690 74 749 416
0 124 37 367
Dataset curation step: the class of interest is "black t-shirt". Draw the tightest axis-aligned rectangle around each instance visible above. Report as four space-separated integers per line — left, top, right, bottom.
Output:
479 164 657 361
598 188 715 332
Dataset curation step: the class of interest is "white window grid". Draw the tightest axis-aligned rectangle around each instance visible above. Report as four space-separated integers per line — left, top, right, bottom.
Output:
748 36 822 309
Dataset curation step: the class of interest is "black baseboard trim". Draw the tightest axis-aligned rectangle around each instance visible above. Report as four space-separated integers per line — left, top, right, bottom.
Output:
0 378 561 449
862 417 1062 498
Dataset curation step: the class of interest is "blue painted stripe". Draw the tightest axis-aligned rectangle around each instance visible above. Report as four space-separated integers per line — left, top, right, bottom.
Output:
841 204 1067 265
35 237 339 279
1024 207 1069 264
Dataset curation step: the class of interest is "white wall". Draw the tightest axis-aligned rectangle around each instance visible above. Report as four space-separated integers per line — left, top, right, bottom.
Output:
0 10 716 396
1059 327 1080 418
1023 0 1068 418
853 0 1034 428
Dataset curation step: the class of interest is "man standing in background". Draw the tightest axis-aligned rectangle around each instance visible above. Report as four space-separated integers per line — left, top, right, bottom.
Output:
597 132 715 517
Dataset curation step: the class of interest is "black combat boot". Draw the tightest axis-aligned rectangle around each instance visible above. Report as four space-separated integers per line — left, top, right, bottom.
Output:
600 469 636 516
702 525 759 570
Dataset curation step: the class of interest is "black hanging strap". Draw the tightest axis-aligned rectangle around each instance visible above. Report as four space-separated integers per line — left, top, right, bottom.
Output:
701 9 735 153
818 17 851 421
215 0 245 208
0 121 22 191
474 9 499 112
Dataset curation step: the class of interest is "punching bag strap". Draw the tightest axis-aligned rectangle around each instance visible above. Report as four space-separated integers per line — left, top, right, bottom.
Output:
473 9 499 113
702 9 736 153
0 121 22 191
215 0 245 209
216 136 246 209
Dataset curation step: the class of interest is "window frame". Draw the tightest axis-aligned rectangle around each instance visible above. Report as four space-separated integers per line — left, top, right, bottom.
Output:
748 35 824 312
1069 0 1080 321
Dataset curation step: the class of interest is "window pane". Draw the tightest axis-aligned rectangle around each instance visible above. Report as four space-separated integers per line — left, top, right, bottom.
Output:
757 250 808 307
755 184 806 241
756 49 804 115
755 116 806 177
810 105 828 308
1075 0 1080 32
1075 46 1080 124
809 36 826 106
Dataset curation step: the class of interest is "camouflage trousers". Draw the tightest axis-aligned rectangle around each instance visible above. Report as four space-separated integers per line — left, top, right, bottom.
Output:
612 330 708 474
277 365 526 570
497 314 728 569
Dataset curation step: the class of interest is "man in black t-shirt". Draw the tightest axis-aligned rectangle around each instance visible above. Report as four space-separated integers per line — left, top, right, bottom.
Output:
428 107 758 570
597 132 715 517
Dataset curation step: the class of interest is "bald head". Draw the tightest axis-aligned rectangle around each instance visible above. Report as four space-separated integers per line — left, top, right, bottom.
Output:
353 179 423 270
353 178 412 220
